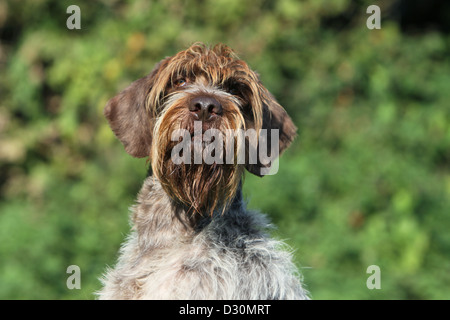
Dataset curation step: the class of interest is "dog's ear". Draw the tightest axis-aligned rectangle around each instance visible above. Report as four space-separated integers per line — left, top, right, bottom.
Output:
104 60 167 158
245 85 297 177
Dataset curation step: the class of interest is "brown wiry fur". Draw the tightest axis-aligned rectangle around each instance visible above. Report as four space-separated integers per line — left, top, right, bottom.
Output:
151 89 245 215
104 43 297 215
98 176 309 299
99 43 308 300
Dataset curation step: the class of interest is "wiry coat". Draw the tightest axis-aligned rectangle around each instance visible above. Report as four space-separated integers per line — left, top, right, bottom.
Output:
99 43 309 299
97 176 309 299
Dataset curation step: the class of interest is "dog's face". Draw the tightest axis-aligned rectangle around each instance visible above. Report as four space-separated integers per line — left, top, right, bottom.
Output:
104 43 297 215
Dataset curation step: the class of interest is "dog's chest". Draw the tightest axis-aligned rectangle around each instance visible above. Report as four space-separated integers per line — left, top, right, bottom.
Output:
135 232 247 299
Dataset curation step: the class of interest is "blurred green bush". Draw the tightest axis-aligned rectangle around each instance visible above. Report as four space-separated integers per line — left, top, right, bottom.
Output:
0 0 449 299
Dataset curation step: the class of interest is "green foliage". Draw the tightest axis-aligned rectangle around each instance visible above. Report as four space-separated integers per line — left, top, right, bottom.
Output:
0 0 449 299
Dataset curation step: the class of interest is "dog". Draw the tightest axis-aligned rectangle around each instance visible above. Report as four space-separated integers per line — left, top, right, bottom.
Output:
97 43 309 299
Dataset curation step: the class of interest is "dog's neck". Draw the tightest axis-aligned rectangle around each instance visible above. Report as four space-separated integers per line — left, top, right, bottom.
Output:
133 172 244 250
146 164 243 216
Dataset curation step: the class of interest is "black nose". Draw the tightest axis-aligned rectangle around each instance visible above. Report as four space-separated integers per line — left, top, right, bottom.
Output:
189 96 223 121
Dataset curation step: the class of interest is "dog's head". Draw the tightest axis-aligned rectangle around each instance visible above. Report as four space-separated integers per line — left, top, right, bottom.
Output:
104 43 297 215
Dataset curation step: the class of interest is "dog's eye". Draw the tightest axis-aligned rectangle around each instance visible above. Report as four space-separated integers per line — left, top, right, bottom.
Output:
227 84 243 96
228 87 239 96
174 79 187 87
225 81 247 97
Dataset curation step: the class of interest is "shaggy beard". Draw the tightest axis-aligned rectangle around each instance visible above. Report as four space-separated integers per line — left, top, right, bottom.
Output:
151 94 245 216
